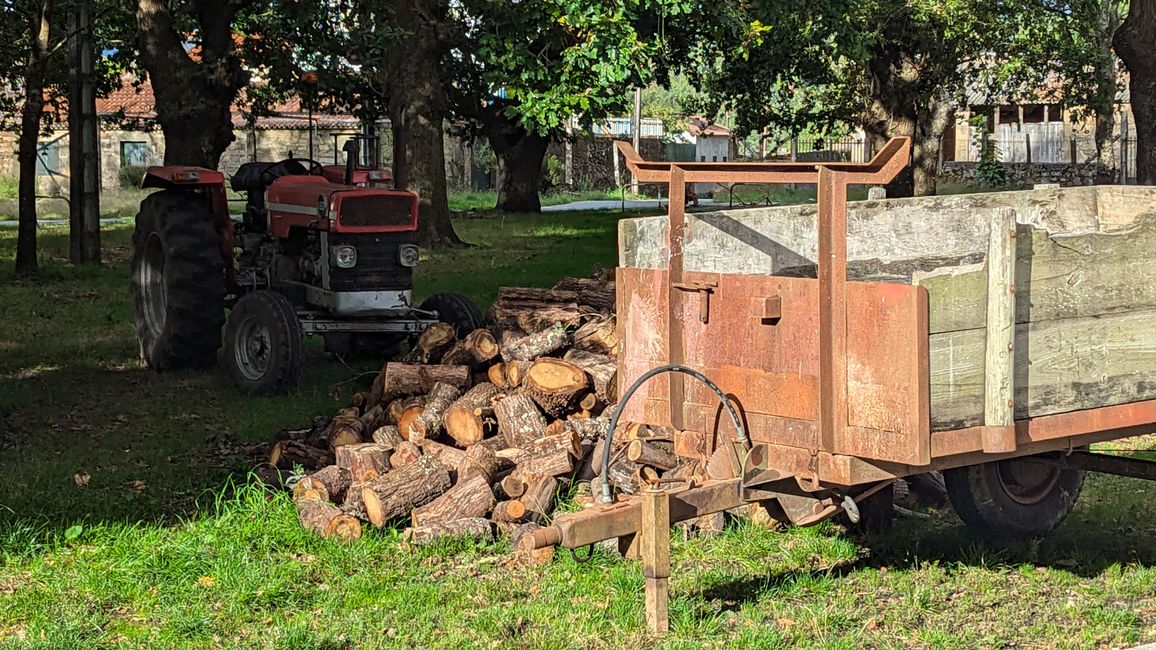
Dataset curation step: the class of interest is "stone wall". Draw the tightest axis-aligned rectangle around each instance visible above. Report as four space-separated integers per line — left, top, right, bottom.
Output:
544 136 666 191
940 161 1116 188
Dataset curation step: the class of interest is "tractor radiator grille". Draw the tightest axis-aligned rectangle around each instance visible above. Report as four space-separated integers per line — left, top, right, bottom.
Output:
336 194 415 229
327 233 413 291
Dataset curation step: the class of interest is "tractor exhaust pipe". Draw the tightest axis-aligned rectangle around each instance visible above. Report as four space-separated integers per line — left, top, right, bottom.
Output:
342 138 360 185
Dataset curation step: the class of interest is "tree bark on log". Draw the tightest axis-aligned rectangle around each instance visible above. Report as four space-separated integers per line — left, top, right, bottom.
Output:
297 499 363 540
509 445 576 482
563 349 618 404
374 363 471 405
545 417 611 443
444 382 502 446
493 392 548 450
326 409 364 451
491 500 526 523
335 443 392 484
407 382 462 442
487 292 582 333
516 475 557 525
404 518 494 546
357 405 386 435
372 425 403 449
501 323 572 361
552 277 615 312
523 359 589 417
410 474 496 526
362 455 453 527
419 439 467 476
457 443 501 484
390 440 422 468
270 440 334 471
441 329 500 367
571 316 619 357
504 361 532 388
293 465 352 504
627 439 680 471
397 403 426 442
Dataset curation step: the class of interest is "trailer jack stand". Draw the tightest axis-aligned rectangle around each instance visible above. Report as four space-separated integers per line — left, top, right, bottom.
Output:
640 486 671 635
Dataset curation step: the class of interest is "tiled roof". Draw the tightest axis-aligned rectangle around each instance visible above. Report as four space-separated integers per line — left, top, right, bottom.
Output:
687 116 730 137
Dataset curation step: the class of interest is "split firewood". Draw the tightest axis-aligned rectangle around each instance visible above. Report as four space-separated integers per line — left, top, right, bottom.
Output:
501 323 572 362
297 499 362 540
626 439 680 471
492 392 548 450
487 363 509 389
522 358 589 418
571 316 618 357
327 410 364 451
504 360 532 388
342 482 368 520
269 440 334 471
293 465 352 503
410 474 496 527
441 329 500 368
444 382 502 447
563 349 618 404
634 465 660 486
407 382 462 442
419 439 467 476
404 518 494 547
371 425 403 449
516 474 558 525
457 443 501 484
335 443 392 484
390 440 422 468
491 500 527 523
403 322 457 364
361 455 453 528
374 362 471 405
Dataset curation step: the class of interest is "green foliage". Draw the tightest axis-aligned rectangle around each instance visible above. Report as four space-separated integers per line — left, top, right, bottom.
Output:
541 155 565 190
0 176 18 200
976 137 1007 188
117 165 148 190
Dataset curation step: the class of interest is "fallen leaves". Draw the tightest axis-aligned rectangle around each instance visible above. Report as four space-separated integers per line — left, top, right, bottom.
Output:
73 473 91 487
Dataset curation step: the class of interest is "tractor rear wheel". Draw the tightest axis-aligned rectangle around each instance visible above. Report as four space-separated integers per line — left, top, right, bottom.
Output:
132 190 226 371
419 293 485 338
225 291 304 395
945 456 1085 540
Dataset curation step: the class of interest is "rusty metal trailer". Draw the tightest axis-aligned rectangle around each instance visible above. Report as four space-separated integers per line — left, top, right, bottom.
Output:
521 138 1156 633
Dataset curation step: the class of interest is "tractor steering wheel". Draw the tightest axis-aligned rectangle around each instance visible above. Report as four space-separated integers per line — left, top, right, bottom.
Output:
258 157 325 186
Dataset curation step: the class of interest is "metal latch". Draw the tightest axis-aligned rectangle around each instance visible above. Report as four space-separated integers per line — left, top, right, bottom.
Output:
672 280 717 323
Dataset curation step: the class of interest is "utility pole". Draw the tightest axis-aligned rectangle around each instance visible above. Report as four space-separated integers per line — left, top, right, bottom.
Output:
631 87 642 194
68 0 100 264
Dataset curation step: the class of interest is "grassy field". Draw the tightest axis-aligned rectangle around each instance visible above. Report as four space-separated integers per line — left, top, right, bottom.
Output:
2 214 1156 649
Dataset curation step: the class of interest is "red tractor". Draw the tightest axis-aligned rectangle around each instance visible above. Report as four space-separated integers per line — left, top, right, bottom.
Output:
130 134 483 394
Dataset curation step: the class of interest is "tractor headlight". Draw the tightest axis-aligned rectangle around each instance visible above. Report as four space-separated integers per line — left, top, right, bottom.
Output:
398 244 420 267
331 245 357 268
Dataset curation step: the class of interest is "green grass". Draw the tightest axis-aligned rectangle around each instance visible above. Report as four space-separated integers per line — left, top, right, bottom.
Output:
2 214 1156 648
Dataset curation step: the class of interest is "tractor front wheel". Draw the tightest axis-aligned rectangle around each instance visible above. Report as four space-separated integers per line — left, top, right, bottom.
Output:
224 291 304 395
419 292 485 338
132 190 226 371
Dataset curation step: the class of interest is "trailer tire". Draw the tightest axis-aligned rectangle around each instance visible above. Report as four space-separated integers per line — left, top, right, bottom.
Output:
132 190 226 371
225 291 303 395
945 456 1085 540
419 292 485 338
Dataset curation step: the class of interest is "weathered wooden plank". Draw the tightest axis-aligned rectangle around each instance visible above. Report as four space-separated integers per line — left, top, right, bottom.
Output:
930 308 1156 430
983 208 1017 452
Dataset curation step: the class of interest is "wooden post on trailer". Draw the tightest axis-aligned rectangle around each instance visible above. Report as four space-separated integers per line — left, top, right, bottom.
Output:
982 207 1018 453
640 486 671 635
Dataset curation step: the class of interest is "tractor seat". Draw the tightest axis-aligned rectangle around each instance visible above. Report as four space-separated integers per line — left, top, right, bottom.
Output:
231 160 310 193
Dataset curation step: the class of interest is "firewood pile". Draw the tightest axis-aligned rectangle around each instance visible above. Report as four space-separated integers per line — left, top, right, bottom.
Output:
263 272 694 546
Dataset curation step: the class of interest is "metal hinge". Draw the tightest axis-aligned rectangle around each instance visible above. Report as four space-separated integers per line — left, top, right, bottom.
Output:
672 280 717 323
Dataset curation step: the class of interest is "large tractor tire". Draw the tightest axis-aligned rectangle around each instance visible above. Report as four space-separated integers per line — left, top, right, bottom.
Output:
224 291 304 396
945 456 1085 540
132 190 226 371
419 292 485 338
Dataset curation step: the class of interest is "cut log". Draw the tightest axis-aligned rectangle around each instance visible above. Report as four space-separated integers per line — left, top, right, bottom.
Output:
487 363 509 389
441 329 500 367
361 455 453 527
509 445 576 482
293 465 352 504
491 500 527 523
335 443 392 484
403 322 457 364
404 518 494 546
351 392 366 410
501 323 572 362
410 474 496 527
627 439 681 471
578 392 601 414
457 443 501 484
342 482 368 520
504 360 532 388
371 425 403 449
385 399 406 426
545 417 611 443
571 316 619 357
553 277 616 312
488 288 583 333
276 415 332 449
563 349 618 404
357 405 386 435
390 440 422 468
375 362 471 404
407 382 463 442
516 474 558 525
492 393 548 450
397 403 426 442
270 440 334 472
500 474 527 499
523 359 589 417
511 522 555 565
528 430 584 460
444 382 502 446
607 460 642 494
419 439 467 476
297 499 363 540
326 411 364 451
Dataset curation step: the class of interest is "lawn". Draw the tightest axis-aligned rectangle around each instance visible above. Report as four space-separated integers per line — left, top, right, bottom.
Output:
2 213 1156 649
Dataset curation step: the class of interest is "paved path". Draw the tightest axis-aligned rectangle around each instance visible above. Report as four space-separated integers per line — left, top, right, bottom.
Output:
542 198 718 212
0 217 132 229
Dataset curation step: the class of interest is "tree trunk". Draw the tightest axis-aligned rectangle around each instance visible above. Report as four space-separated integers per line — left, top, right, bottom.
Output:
136 0 245 168
485 106 550 213
912 97 951 197
1117 0 1156 184
15 0 53 275
388 0 461 246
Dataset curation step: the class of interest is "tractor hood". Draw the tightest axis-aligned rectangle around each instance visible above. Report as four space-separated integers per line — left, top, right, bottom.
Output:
265 176 418 236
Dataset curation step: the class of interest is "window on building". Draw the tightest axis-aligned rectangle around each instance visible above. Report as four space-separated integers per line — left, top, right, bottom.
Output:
36 142 59 177
120 141 149 167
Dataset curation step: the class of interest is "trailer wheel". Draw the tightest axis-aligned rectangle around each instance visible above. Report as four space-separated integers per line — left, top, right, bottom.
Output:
419 293 485 338
944 456 1085 539
132 190 226 371
225 291 303 395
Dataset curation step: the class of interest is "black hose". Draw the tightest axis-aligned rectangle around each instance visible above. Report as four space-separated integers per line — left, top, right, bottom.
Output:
599 364 747 503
